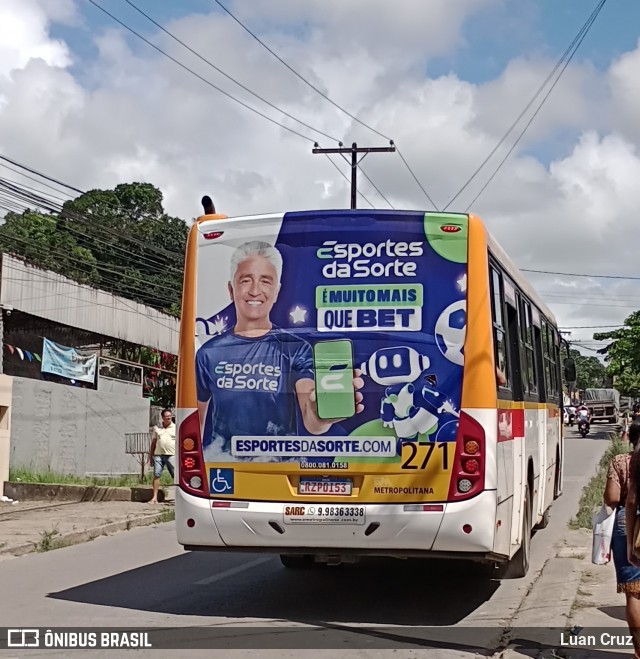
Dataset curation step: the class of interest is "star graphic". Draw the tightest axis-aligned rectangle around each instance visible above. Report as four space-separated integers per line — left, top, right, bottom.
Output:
210 315 227 336
457 274 467 293
289 306 307 324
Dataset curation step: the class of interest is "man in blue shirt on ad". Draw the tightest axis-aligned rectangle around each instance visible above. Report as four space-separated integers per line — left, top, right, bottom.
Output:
196 241 364 461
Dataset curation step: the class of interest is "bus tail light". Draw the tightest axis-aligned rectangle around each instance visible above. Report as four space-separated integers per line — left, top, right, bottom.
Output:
447 411 486 501
183 456 198 470
463 458 479 474
464 440 479 454
179 410 208 497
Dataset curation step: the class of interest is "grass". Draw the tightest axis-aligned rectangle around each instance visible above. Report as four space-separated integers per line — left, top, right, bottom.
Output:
569 434 630 530
9 467 173 488
38 526 60 552
155 508 175 524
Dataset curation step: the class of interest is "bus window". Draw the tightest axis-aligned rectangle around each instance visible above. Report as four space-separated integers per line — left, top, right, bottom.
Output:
531 311 546 403
490 267 510 394
551 329 561 399
517 296 538 399
505 284 524 401
524 302 538 397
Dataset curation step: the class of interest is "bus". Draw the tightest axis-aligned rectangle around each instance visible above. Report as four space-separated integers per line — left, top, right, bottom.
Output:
175 208 565 578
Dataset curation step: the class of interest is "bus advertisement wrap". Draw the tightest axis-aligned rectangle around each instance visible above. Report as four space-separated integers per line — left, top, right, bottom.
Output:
194 210 469 502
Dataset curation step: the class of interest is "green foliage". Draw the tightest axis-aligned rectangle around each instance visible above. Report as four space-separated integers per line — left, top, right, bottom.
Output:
9 466 173 487
0 211 99 284
570 434 630 529
0 182 185 405
0 182 187 313
568 349 606 391
38 526 61 552
594 311 640 397
155 508 176 524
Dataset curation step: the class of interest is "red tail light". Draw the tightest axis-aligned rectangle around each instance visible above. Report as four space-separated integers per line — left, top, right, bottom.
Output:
179 410 208 497
447 411 486 501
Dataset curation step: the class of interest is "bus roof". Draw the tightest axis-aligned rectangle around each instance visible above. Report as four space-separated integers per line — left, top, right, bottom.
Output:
486 229 557 327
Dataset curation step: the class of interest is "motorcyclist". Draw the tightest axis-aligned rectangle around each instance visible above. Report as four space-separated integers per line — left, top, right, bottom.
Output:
576 403 591 425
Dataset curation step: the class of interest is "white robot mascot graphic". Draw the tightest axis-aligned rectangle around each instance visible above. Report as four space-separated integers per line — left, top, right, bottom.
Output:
360 346 461 448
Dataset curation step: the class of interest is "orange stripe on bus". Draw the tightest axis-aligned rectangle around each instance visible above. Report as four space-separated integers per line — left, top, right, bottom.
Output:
461 214 495 409
177 213 227 407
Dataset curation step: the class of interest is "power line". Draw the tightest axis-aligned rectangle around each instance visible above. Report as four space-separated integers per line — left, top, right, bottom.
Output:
86 0 324 144
541 291 640 304
0 232 181 299
119 0 387 206
210 0 438 210
523 267 640 280
396 147 439 211
0 177 184 274
0 168 72 203
461 0 607 212
559 325 624 329
0 154 84 195
323 155 374 209
0 155 184 262
121 0 341 144
1 266 179 334
211 0 391 142
442 0 606 212
547 302 637 309
359 166 394 209
338 154 394 209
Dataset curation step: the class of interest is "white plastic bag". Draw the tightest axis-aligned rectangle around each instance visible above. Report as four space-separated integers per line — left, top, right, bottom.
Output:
592 504 615 565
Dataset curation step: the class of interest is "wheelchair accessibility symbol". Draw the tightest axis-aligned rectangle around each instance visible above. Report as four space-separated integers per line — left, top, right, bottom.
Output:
209 468 234 494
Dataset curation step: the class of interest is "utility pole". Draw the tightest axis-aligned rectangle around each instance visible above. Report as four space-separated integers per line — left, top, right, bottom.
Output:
312 141 396 209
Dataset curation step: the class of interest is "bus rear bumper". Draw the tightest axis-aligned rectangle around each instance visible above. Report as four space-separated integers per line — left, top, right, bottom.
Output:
176 488 497 557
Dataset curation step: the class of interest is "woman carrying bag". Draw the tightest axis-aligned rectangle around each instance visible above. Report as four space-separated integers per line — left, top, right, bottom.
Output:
605 421 640 657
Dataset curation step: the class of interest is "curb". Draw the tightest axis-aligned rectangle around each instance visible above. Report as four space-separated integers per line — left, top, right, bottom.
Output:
495 538 593 658
0 510 172 557
3 482 171 503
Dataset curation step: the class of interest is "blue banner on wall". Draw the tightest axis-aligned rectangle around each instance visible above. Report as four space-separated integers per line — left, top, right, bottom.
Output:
41 338 98 383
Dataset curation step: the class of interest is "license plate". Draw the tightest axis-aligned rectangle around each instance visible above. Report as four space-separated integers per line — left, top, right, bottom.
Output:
283 505 366 525
298 477 352 495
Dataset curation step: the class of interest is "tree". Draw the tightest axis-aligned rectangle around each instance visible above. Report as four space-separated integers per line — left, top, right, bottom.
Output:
568 348 606 391
594 311 640 397
0 210 99 284
0 182 188 315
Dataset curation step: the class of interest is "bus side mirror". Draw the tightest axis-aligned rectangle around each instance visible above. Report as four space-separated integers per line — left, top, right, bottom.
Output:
564 358 577 384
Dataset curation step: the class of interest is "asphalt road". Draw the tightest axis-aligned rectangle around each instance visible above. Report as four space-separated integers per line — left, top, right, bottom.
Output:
0 429 614 658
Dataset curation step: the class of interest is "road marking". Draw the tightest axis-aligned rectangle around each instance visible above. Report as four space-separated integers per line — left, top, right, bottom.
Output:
195 556 273 585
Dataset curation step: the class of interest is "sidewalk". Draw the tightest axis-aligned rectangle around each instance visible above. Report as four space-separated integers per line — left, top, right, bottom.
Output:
501 529 633 659
0 499 173 558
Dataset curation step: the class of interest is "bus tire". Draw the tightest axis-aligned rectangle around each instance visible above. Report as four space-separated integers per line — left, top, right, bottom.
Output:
279 554 314 569
553 449 561 500
536 505 550 530
500 487 531 579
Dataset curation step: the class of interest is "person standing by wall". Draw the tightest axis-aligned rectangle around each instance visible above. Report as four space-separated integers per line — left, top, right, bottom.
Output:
604 421 640 658
148 408 175 504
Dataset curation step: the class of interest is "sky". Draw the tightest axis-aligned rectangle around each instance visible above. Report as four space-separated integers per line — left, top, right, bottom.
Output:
1 0 640 354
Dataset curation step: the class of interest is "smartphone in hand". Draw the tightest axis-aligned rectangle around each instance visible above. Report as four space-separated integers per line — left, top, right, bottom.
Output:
313 339 356 420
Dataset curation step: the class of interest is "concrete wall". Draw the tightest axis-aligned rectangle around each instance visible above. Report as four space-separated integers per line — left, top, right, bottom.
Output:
10 377 150 476
0 375 13 496
97 376 143 398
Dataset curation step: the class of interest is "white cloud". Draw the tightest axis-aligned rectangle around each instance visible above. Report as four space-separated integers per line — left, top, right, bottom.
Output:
1 0 639 339
0 0 72 80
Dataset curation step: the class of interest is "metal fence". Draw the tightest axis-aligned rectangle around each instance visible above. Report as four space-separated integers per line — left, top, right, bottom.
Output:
125 432 152 454
125 432 152 481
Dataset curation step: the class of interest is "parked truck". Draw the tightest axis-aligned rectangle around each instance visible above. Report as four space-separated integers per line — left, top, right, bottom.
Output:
584 388 620 423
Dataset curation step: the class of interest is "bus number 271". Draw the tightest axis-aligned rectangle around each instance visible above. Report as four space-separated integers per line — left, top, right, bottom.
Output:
401 442 449 471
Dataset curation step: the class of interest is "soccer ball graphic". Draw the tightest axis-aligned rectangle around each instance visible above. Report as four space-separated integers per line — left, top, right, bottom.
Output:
435 300 466 366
